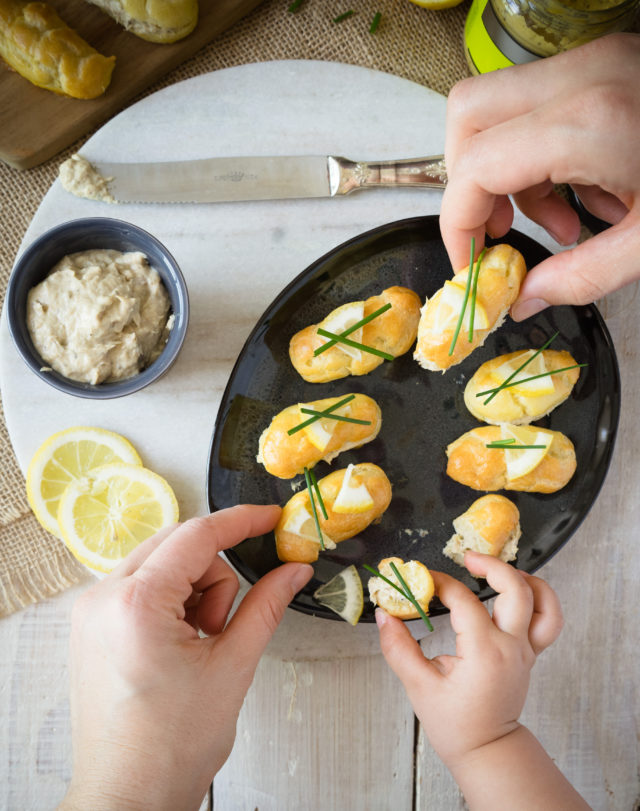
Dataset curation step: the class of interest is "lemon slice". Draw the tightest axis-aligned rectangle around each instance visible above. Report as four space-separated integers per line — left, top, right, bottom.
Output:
430 280 490 334
313 565 364 625
282 504 337 549
57 462 179 573
26 426 142 539
493 351 555 397
300 402 351 452
332 464 375 514
320 301 365 360
501 425 551 481
409 0 464 8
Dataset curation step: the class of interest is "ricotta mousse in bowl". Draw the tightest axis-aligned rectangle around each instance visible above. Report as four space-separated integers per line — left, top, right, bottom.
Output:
6 218 189 398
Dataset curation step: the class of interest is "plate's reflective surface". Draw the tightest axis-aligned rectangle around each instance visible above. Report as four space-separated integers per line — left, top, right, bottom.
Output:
207 216 620 622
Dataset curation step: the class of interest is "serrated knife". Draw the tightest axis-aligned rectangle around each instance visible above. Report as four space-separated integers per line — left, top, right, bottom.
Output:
73 154 448 204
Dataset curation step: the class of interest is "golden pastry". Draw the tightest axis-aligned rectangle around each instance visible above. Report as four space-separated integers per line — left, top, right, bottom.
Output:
464 349 581 425
443 494 521 567
414 244 527 372
289 286 421 383
446 424 576 494
84 0 198 43
275 463 392 563
257 393 381 479
367 557 434 620
0 0 115 98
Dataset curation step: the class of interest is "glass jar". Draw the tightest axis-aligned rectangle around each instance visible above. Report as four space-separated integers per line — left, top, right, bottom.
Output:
464 0 640 74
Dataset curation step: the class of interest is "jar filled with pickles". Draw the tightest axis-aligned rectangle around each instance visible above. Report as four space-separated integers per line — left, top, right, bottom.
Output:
464 0 640 74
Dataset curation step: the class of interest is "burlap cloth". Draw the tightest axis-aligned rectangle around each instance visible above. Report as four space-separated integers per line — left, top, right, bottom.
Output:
0 0 631 617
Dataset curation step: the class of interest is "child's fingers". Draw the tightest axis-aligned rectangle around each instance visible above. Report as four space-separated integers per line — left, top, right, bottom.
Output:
520 572 564 654
430 570 496 652
464 551 534 640
375 609 443 698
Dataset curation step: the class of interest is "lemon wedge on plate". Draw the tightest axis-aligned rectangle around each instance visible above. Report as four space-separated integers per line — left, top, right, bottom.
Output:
313 565 364 625
300 402 352 452
57 462 179 573
431 280 490 334
332 464 375 514
320 301 365 360
26 426 142 539
492 351 555 397
282 504 337 549
501 425 551 481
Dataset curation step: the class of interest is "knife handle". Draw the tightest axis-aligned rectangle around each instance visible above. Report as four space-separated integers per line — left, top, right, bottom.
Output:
329 155 448 196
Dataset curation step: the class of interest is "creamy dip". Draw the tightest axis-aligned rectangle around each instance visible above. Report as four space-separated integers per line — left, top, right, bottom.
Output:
59 154 115 203
27 249 173 385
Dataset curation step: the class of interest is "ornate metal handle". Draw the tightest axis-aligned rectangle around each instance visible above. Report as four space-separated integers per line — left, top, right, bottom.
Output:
328 155 447 196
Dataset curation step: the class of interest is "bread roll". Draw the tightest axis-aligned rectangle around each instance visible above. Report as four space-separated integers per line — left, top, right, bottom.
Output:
275 463 392 563
0 0 115 98
446 425 576 493
367 557 434 619
257 393 381 479
464 349 581 425
443 494 521 567
289 286 421 383
414 244 526 372
84 0 198 43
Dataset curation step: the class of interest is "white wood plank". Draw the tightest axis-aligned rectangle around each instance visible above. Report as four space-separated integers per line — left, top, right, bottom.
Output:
213 653 416 811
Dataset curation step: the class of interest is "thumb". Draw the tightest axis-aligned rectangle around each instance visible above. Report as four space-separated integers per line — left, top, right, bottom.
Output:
511 214 640 319
375 609 442 700
222 563 313 670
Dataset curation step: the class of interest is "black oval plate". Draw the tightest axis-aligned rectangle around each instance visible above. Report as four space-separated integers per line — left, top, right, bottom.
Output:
207 216 620 622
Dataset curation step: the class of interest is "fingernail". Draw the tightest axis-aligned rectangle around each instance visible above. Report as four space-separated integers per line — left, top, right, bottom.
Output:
291 564 313 592
375 608 389 628
511 298 549 321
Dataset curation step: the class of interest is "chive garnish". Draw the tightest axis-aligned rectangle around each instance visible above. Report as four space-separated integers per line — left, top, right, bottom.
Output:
486 442 548 450
363 563 434 632
482 332 559 405
299 407 371 426
448 237 476 357
304 467 325 550
314 302 392 356
288 0 304 11
476 364 587 398
468 247 487 341
287 394 356 436
333 10 354 22
308 467 328 520
317 328 394 361
369 11 381 32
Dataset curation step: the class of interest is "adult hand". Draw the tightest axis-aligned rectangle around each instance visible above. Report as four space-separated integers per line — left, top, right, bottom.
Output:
59 506 313 811
440 33 640 320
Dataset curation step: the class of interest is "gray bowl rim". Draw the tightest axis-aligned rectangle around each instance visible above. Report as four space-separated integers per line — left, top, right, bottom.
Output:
6 216 189 400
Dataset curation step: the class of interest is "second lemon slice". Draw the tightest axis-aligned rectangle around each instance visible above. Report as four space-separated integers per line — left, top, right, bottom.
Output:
300 402 352 452
502 425 551 481
57 462 179 573
431 280 490 335
282 504 337 549
492 351 555 397
319 301 365 360
332 464 375 514
313 565 364 625
26 426 143 539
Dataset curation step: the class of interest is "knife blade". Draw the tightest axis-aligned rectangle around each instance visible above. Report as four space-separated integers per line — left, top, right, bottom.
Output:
63 154 448 204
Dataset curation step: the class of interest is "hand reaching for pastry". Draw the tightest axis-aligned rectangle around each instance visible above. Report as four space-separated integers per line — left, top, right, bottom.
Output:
376 552 589 809
440 32 640 320
59 506 312 811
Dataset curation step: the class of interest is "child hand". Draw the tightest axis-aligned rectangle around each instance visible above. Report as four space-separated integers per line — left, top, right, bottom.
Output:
375 551 563 768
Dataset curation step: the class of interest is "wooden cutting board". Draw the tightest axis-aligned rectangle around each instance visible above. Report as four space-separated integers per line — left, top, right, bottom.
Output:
0 0 264 169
